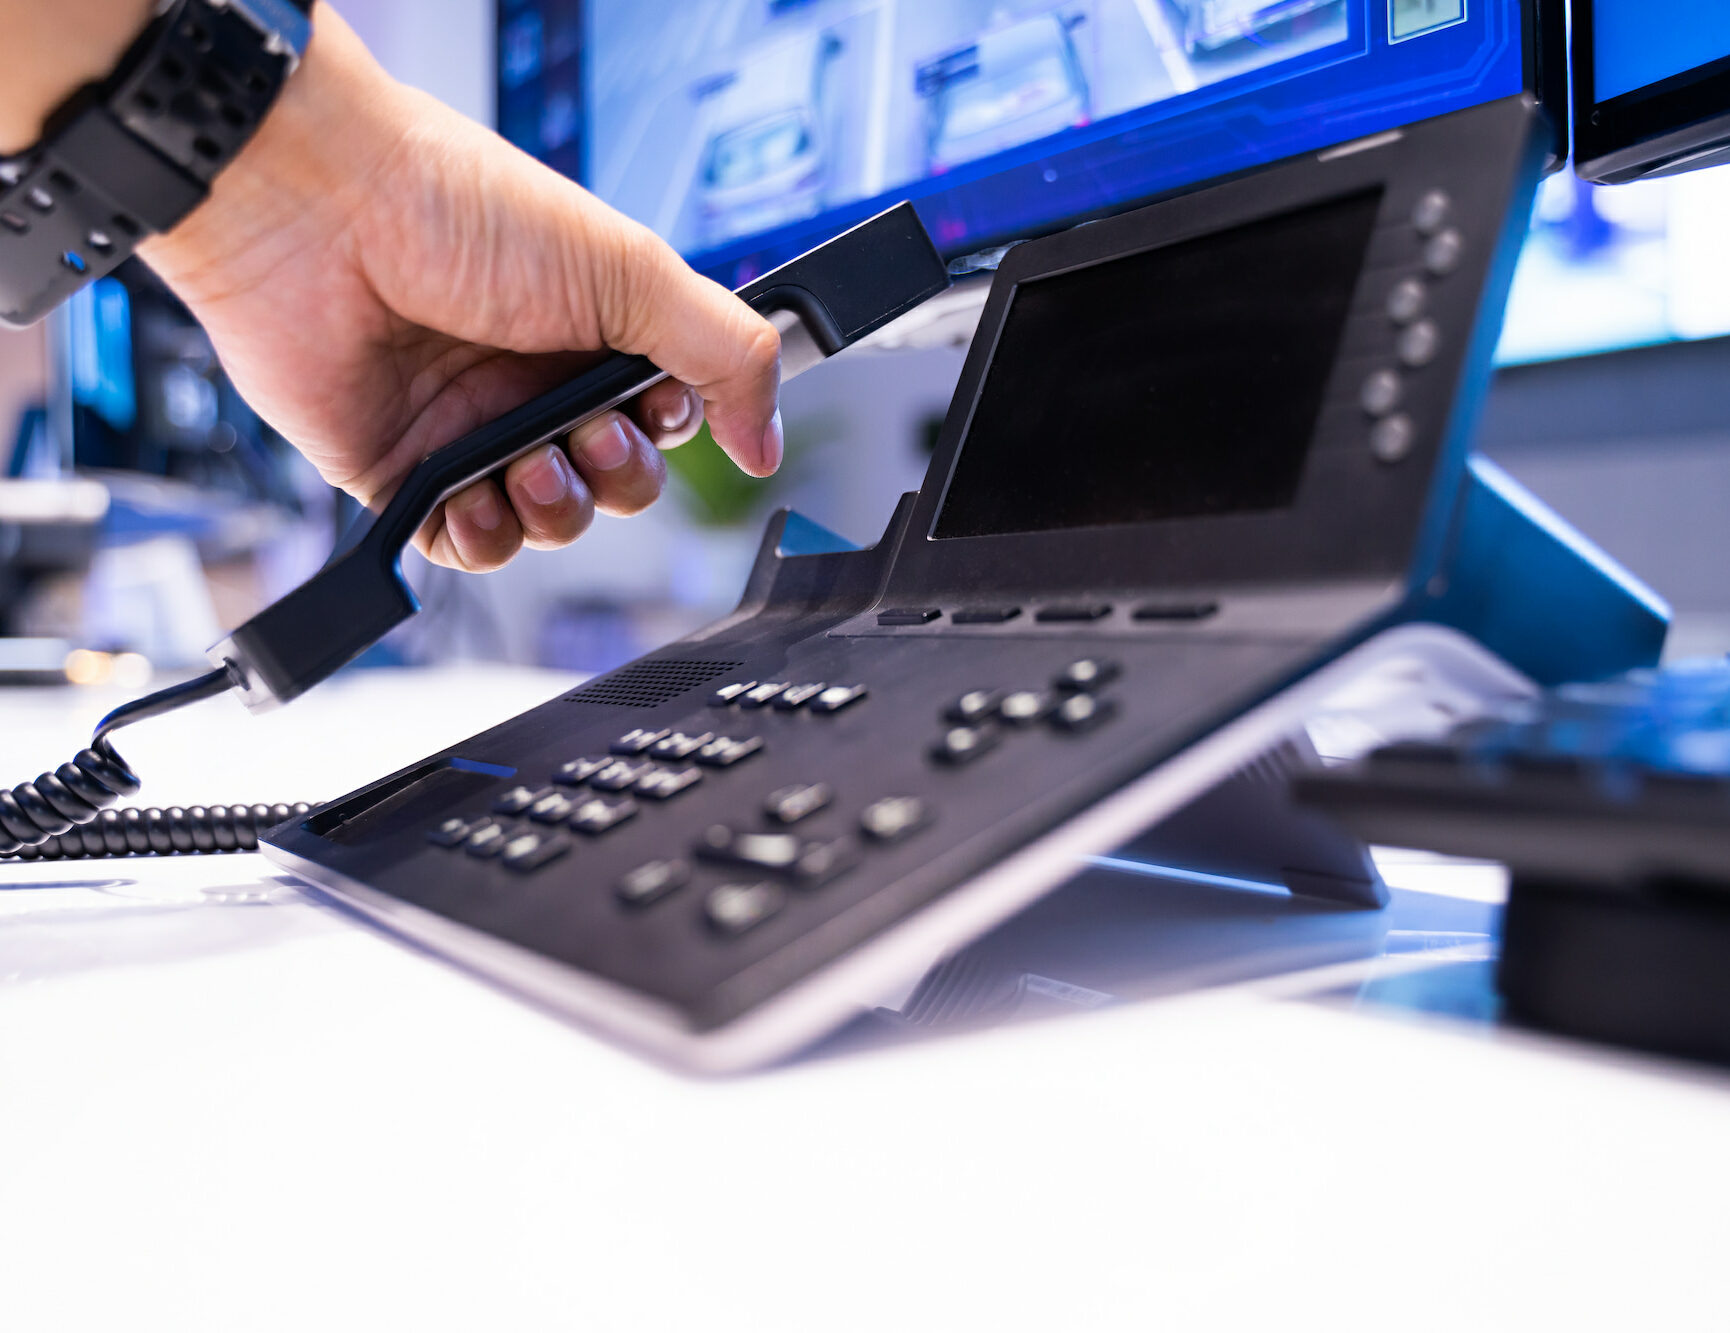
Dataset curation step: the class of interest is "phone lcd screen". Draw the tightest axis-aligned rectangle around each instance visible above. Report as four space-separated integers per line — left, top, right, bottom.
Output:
932 190 1383 540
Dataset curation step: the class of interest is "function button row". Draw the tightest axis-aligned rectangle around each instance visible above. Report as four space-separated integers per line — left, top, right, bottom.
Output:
710 679 866 714
463 819 512 858
765 781 832 824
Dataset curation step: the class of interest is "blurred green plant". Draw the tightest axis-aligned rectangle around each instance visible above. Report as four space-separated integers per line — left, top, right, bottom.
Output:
663 414 840 528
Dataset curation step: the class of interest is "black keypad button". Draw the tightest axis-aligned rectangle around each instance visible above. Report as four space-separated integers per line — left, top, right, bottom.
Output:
952 606 1021 624
427 815 476 847
1035 603 1111 622
809 684 868 714
877 607 941 626
694 735 765 767
705 882 786 936
617 858 692 907
739 681 789 708
860 796 931 843
933 722 1002 765
709 681 756 706
1132 601 1218 622
649 731 714 760
765 782 833 824
698 825 804 872
463 820 512 857
569 794 639 834
501 830 572 873
635 765 704 800
997 689 1057 725
945 689 1002 724
528 790 577 824
773 682 828 711
1056 658 1121 691
552 756 610 786
589 759 653 792
611 727 670 755
790 838 858 890
1051 693 1118 734
493 784 543 815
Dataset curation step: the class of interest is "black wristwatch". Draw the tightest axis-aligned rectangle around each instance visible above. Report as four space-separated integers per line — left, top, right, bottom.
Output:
0 0 313 328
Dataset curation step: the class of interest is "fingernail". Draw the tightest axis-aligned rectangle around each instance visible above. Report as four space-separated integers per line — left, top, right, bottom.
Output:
524 447 574 505
760 408 784 473
580 418 633 472
466 486 503 530
654 390 698 435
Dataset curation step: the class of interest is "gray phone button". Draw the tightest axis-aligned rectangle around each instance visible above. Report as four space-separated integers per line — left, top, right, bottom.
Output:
1360 369 1403 417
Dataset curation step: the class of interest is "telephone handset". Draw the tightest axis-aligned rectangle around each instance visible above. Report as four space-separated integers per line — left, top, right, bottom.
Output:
0 203 950 858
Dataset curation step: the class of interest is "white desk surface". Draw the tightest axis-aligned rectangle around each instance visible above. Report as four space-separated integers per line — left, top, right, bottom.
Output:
3 666 1728 1332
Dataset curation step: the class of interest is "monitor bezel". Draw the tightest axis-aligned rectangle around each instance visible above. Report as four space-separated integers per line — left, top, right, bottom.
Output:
878 96 1545 604
1573 0 1730 183
495 1 1567 277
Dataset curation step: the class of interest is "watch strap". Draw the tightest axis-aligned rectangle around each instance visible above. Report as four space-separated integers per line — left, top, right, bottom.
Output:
0 0 313 327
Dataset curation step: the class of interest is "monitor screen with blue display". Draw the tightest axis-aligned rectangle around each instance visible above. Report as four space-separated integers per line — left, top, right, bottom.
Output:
497 0 1549 287
1594 0 1730 104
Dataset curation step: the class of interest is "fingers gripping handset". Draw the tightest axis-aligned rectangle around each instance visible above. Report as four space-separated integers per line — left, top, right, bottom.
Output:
208 203 949 712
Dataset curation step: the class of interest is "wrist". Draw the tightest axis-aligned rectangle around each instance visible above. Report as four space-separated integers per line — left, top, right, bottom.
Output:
140 4 404 308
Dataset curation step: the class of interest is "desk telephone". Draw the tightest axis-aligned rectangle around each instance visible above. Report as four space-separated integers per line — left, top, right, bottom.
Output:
1 99 1668 1071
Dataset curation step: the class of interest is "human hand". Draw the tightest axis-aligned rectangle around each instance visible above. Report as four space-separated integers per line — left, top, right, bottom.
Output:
138 5 783 571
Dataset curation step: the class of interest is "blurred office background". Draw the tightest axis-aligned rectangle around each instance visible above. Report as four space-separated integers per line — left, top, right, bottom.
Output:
4 0 1730 690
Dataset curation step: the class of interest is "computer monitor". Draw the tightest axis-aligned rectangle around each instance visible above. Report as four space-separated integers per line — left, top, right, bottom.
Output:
497 1 1565 289
1574 0 1730 184
1497 1 1730 363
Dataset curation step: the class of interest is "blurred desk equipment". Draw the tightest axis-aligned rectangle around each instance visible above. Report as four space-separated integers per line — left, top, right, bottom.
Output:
1573 0 1730 183
0 478 108 683
1296 659 1730 1067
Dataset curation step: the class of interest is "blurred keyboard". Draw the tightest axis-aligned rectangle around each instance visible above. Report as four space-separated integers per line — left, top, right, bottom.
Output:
1295 658 1730 885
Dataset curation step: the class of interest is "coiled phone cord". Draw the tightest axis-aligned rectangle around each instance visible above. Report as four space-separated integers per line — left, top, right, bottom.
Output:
0 667 308 861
